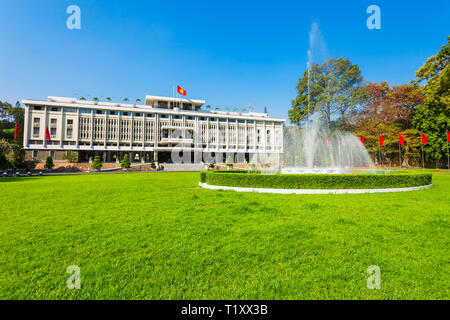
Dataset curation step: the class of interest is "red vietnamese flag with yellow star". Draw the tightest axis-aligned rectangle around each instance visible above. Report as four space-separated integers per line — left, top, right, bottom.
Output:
177 85 186 96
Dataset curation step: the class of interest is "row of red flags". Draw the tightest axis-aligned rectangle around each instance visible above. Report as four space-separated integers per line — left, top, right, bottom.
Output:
359 131 450 147
13 124 52 141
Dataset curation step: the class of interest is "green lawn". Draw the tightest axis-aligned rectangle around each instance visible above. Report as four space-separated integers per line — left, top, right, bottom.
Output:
0 170 449 299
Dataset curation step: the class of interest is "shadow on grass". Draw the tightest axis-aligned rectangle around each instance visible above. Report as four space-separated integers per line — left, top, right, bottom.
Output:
0 176 43 182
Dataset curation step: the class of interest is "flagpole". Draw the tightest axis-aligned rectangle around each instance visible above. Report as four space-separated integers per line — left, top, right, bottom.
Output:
447 139 449 171
398 142 401 168
421 139 425 169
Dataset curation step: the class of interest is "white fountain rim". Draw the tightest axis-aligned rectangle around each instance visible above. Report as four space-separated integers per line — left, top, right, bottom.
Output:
199 183 433 194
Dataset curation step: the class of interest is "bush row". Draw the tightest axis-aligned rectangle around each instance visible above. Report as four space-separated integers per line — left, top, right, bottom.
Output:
201 172 432 189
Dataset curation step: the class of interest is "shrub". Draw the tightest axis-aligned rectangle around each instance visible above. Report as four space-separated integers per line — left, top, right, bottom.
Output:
120 154 131 169
200 172 207 183
202 172 432 189
63 151 78 163
45 156 54 170
151 160 156 169
91 156 102 170
226 156 233 167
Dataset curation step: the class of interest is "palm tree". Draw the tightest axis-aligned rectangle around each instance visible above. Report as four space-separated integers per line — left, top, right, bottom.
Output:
206 105 211 110
225 107 230 112
215 107 220 111
123 98 129 103
93 97 99 104
106 97 112 102
135 98 141 103
241 108 247 113
233 108 238 112
80 97 86 101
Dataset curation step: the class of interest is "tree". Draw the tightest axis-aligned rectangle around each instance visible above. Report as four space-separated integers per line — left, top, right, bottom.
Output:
123 98 129 103
264 106 268 114
63 151 78 163
0 101 24 145
135 99 141 103
289 57 365 129
120 154 131 169
91 156 102 170
412 36 450 167
106 97 111 102
226 155 233 168
80 97 86 100
233 108 238 112
45 156 54 170
93 97 99 102
353 82 424 166
205 105 211 110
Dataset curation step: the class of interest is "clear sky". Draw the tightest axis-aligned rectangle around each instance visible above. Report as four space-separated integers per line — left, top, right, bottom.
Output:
0 0 448 121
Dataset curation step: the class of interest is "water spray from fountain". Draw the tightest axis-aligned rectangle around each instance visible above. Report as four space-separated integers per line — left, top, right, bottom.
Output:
279 23 374 174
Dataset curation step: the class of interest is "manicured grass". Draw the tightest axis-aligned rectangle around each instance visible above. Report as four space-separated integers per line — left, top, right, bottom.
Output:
0 170 449 299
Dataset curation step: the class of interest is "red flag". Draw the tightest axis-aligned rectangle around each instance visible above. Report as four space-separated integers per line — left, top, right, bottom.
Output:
447 130 450 142
421 133 428 144
360 135 365 145
379 136 385 147
398 134 405 146
325 137 330 147
45 126 52 141
177 85 187 96
14 123 18 141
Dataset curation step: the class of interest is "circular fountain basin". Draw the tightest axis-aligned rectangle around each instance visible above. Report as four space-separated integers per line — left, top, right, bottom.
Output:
279 167 350 174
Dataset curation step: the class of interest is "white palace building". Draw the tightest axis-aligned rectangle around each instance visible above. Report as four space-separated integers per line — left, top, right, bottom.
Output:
21 95 284 164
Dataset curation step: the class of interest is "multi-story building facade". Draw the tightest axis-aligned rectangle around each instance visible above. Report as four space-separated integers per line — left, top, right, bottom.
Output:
22 95 284 164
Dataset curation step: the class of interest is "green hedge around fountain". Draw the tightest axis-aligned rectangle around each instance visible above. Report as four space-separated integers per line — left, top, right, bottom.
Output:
200 171 432 189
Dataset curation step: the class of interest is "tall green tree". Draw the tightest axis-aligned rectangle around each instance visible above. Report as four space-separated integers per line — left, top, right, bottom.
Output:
289 57 365 128
412 36 450 166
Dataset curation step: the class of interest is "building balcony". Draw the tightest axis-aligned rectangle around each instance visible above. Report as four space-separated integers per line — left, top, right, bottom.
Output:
160 138 193 144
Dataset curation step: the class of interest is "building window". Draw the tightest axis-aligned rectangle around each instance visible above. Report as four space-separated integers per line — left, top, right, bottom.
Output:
33 150 38 158
51 118 57 124
50 128 56 136
80 109 91 114
51 107 60 112
187 116 195 120
159 114 168 118
134 113 142 117
65 108 76 113
33 118 40 123
67 119 73 125
174 115 182 119
158 101 168 109
120 112 130 116
145 113 155 118
33 127 40 135
33 106 43 111
183 103 192 110
96 110 105 115
108 111 117 115
66 128 73 138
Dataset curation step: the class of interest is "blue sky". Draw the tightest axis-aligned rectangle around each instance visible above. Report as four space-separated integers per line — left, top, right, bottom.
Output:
0 0 448 121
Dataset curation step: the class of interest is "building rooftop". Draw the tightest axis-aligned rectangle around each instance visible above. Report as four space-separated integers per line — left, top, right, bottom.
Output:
21 96 285 122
